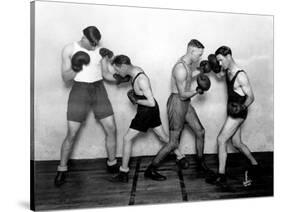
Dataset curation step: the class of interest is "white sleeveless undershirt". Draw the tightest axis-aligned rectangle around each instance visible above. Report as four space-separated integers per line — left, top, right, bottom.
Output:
71 42 103 83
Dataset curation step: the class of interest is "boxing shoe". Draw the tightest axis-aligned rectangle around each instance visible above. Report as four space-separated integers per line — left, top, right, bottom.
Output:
243 164 262 186
196 157 211 174
206 173 228 189
144 165 167 181
107 163 120 174
110 171 129 183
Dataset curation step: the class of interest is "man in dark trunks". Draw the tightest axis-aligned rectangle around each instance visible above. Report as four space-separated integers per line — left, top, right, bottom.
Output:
108 55 186 182
206 46 260 187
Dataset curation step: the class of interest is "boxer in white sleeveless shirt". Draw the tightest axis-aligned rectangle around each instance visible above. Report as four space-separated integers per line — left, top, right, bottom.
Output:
55 26 119 187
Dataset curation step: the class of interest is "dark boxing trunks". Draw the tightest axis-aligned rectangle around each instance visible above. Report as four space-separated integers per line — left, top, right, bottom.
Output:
67 80 114 122
130 100 162 132
167 93 190 131
226 70 248 119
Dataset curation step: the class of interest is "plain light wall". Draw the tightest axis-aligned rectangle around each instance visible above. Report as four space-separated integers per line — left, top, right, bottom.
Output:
33 1 273 160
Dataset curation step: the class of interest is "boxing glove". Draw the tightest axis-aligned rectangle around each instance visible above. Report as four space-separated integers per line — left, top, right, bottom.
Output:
99 48 114 59
127 89 138 104
113 74 131 85
71 51 90 72
199 60 211 73
208 54 222 73
196 74 211 95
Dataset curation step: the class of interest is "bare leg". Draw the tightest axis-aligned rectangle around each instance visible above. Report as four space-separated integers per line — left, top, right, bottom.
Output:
231 127 258 165
99 115 117 162
59 121 81 169
151 130 181 166
55 120 81 187
121 128 141 170
152 125 185 159
185 105 205 158
109 128 140 183
217 116 244 174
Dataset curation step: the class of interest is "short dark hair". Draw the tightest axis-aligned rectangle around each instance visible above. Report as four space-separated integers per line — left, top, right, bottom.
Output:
112 55 131 66
215 46 232 56
187 39 204 49
83 26 101 43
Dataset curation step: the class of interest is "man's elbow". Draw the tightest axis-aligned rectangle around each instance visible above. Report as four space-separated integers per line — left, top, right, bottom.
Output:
61 73 67 82
251 95 255 103
102 72 110 81
178 92 186 101
61 73 73 83
246 94 255 106
148 99 156 107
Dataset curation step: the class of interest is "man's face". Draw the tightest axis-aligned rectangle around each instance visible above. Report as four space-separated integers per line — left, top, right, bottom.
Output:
113 64 126 77
216 54 230 70
191 47 204 63
83 36 99 50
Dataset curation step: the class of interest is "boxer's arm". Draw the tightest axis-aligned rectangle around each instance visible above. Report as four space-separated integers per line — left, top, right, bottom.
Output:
61 45 77 82
192 68 201 80
216 70 226 80
238 72 255 107
100 58 116 82
174 64 198 100
136 78 155 107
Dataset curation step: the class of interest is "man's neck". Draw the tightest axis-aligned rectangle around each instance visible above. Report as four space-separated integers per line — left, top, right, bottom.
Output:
228 61 239 75
128 66 142 78
181 54 192 66
77 40 97 51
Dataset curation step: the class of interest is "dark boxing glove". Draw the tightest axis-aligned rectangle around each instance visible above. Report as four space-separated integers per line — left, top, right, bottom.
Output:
71 51 90 72
208 54 222 73
113 73 131 85
127 89 138 104
199 60 211 73
196 74 211 95
227 102 247 117
99 48 114 59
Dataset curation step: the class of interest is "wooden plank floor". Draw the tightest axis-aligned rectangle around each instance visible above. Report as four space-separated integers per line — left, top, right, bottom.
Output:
31 152 273 211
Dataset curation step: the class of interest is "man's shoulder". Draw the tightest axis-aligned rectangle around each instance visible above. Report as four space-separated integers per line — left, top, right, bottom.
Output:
136 71 149 85
173 62 189 77
236 70 249 84
133 66 143 72
62 42 75 54
237 69 248 77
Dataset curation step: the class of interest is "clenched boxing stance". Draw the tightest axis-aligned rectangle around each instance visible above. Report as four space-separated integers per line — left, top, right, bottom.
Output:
54 26 120 187
109 55 187 182
206 46 259 187
145 39 212 179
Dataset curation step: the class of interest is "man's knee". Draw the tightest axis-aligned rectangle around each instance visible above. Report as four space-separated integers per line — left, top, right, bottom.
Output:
159 134 169 143
123 133 133 144
169 130 181 147
232 139 242 149
167 138 179 151
67 126 79 140
170 142 178 151
64 132 77 146
103 121 116 136
66 121 81 143
195 127 205 139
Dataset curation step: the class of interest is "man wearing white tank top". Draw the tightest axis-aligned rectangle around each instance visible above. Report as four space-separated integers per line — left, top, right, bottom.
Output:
54 26 120 187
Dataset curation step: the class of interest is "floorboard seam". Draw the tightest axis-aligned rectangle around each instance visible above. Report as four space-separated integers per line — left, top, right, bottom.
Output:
177 164 188 201
128 157 142 205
